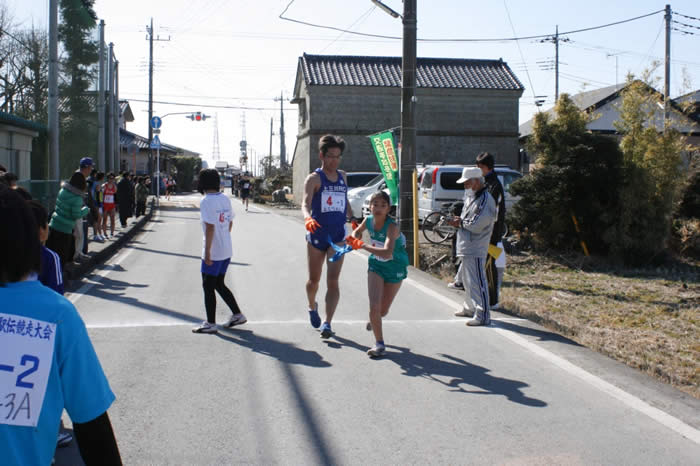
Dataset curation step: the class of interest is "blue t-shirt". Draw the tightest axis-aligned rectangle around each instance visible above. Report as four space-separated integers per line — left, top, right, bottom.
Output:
0 280 115 466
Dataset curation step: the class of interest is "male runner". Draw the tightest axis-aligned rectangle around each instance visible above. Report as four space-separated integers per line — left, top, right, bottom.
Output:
302 135 349 338
240 174 251 211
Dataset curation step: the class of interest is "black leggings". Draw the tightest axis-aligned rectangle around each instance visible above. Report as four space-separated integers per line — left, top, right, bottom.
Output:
202 273 241 323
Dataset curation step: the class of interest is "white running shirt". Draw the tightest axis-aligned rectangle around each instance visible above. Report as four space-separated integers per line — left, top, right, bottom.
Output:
200 192 234 260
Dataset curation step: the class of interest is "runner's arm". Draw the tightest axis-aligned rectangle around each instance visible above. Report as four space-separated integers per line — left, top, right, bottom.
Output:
356 222 397 259
73 411 122 465
301 173 320 219
350 217 367 239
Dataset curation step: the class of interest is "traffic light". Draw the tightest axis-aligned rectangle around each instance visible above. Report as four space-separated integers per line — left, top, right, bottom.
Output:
187 112 208 121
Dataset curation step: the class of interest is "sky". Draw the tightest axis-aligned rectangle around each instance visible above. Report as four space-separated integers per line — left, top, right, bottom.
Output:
11 0 700 171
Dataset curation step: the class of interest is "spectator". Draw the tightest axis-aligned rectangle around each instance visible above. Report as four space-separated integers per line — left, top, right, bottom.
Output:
46 172 89 268
1 171 18 188
27 200 64 295
0 184 122 466
476 152 507 308
134 176 149 217
449 167 497 326
78 158 94 254
93 171 106 241
116 172 134 228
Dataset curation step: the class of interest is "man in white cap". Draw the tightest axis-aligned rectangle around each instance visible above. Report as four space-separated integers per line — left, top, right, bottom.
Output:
449 167 497 326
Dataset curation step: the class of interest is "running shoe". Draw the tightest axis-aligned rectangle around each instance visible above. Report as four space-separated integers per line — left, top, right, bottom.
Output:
57 431 73 448
454 309 471 317
192 321 218 334
367 344 386 358
447 282 464 290
223 313 247 328
93 235 104 243
319 322 334 339
308 302 321 328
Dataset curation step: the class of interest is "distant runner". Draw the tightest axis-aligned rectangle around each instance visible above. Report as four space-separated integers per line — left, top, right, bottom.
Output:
302 135 349 339
240 174 251 212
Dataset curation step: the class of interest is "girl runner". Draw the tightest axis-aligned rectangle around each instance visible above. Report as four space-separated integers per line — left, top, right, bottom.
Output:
347 191 408 357
101 173 117 238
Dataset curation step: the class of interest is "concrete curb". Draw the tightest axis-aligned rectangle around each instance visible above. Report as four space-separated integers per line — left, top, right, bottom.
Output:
64 198 156 281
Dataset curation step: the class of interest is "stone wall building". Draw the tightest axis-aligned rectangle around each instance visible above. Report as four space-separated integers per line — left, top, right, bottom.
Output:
290 53 524 203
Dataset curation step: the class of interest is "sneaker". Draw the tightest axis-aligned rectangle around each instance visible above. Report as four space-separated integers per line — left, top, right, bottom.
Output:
366 321 372 331
192 321 218 334
308 302 321 329
448 282 464 290
319 322 334 339
223 313 247 328
57 431 73 448
454 309 471 317
93 235 104 243
98 234 106 241
491 302 501 310
467 312 487 326
367 344 386 357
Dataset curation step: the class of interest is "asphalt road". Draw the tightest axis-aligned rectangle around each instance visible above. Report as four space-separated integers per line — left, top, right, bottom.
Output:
56 193 700 465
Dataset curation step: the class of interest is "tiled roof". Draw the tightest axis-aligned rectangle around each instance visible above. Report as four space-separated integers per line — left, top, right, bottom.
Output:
299 53 524 91
0 111 46 133
119 128 200 156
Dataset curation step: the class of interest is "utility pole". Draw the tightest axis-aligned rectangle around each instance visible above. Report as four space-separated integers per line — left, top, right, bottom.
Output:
399 0 417 264
48 0 58 180
97 20 105 170
539 25 569 103
268 117 273 176
146 18 170 174
107 42 114 173
113 60 119 172
274 92 286 167
664 4 671 129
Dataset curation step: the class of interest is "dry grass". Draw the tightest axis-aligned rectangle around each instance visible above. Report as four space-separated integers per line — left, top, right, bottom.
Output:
419 243 700 399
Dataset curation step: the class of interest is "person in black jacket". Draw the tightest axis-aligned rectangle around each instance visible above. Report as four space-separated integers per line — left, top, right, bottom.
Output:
116 172 135 228
476 152 506 307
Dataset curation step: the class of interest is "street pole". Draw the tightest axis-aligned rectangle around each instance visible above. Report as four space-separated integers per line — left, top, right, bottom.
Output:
279 92 286 167
269 117 273 176
399 0 417 265
156 147 160 205
113 60 119 172
107 42 114 173
97 20 105 170
48 0 58 180
555 25 559 102
148 18 154 174
664 4 671 130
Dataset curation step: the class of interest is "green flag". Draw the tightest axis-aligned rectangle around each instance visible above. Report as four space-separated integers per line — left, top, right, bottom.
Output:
368 130 399 205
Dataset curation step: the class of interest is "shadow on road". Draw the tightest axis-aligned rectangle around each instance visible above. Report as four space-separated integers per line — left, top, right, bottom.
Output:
127 245 250 265
492 319 582 346
332 336 546 407
216 328 339 465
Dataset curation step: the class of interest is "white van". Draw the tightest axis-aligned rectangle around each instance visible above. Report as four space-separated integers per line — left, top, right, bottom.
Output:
417 165 522 220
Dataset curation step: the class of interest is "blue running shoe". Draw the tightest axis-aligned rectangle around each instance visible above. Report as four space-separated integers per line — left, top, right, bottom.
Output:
308 302 321 329
320 322 334 339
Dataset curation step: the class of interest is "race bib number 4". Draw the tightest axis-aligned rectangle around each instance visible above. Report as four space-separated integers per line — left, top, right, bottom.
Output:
321 191 345 213
0 313 57 427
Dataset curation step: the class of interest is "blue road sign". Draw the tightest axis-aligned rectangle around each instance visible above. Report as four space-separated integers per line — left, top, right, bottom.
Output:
150 135 161 149
150 116 162 129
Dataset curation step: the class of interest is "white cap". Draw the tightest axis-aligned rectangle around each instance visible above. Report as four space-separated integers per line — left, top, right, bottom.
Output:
456 167 482 184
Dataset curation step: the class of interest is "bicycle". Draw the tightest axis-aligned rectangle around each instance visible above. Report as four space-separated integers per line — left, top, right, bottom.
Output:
422 203 460 245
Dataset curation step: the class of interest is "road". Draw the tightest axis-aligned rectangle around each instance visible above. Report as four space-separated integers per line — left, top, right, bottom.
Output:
56 193 700 465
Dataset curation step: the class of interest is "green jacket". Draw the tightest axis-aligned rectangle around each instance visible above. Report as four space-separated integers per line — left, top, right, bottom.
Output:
49 182 89 234
135 183 149 203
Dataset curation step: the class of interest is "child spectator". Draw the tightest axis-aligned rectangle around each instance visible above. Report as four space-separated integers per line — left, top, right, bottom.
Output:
135 176 149 217
27 200 64 295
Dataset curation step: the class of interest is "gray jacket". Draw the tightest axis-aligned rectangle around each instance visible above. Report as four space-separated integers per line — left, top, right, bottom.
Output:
455 187 496 257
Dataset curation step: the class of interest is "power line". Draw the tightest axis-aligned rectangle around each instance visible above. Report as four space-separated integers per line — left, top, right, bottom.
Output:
123 97 297 111
502 0 538 105
280 2 664 43
673 27 699 36
673 20 700 30
674 11 700 22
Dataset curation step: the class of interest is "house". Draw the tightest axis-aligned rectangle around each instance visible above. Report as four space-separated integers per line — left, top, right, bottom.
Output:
519 82 700 157
117 100 200 175
0 112 44 183
290 53 524 204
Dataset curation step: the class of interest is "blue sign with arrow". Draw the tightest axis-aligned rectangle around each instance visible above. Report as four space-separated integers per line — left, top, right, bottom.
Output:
150 135 161 149
150 116 162 129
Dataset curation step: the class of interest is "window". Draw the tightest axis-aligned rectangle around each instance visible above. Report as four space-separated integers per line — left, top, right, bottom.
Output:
439 172 465 190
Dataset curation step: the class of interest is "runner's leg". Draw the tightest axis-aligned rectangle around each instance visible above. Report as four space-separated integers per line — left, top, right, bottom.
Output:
202 273 218 323
367 271 385 343
323 244 345 324
306 243 326 309
214 273 242 314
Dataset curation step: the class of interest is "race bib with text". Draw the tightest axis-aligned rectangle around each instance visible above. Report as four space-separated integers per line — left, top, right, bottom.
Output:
0 313 57 427
321 191 345 213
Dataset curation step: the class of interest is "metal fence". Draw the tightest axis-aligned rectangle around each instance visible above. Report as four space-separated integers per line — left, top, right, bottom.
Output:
18 180 61 213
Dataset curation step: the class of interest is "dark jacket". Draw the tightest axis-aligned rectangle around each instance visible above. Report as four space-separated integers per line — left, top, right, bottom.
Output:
116 177 135 216
484 170 506 244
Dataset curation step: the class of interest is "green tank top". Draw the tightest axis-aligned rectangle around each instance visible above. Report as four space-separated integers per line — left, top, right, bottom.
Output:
366 215 409 265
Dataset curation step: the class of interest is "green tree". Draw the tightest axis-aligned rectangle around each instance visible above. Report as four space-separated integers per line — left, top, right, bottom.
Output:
58 0 98 179
174 156 201 192
509 94 623 253
611 77 690 264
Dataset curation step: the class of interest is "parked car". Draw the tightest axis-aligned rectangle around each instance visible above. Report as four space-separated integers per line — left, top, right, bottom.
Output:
417 164 522 220
347 174 384 219
360 181 397 219
344 171 381 189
